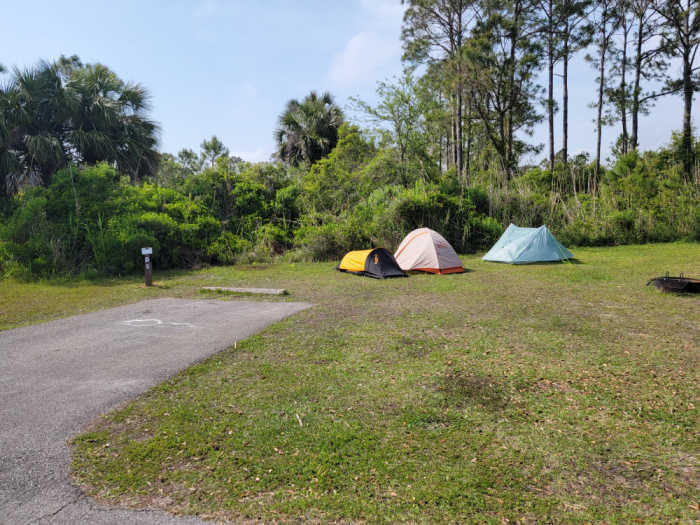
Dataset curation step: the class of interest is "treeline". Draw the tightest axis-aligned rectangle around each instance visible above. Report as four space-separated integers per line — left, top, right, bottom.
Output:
394 0 699 184
0 125 499 276
1 123 697 277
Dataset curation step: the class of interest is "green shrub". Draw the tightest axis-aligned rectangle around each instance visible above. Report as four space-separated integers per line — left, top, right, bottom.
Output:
294 219 372 261
0 164 232 276
254 224 291 256
611 210 636 244
559 219 613 247
207 232 250 264
465 215 503 252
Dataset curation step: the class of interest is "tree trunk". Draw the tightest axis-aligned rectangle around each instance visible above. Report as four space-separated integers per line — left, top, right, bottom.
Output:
562 30 569 169
548 39 555 172
620 19 629 154
456 81 463 177
595 38 607 189
631 13 643 150
547 0 555 173
498 107 506 172
447 97 457 169
506 10 519 180
466 92 472 186
454 111 458 168
682 46 693 179
455 4 464 179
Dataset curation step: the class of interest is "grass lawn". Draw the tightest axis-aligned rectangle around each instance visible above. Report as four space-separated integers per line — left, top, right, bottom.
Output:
4 243 699 523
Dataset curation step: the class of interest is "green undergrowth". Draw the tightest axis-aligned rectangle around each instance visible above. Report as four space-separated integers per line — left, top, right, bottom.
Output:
4 243 699 522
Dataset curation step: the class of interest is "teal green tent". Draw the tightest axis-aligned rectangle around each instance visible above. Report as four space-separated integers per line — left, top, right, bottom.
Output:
483 224 573 264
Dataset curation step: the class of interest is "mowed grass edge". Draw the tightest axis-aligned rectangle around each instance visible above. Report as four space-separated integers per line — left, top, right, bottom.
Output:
3 243 699 522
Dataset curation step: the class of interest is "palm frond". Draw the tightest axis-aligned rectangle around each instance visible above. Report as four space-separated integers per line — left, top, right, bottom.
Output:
0 56 160 192
274 91 344 167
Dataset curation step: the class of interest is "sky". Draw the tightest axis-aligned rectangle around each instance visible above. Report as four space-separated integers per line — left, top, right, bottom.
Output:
1 0 693 165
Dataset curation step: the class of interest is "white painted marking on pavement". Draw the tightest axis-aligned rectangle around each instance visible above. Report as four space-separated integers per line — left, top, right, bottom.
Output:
121 319 197 328
122 318 162 327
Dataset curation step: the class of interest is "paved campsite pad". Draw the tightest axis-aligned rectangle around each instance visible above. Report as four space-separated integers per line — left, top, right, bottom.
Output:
0 298 311 524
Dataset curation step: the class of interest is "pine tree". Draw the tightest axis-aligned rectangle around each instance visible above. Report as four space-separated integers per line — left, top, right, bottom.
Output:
465 0 543 178
587 0 619 188
402 0 475 178
629 0 667 151
555 0 593 169
652 0 700 179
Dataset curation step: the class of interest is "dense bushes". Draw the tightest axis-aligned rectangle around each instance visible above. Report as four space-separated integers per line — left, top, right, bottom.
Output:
290 125 502 260
291 183 504 262
483 145 700 248
0 165 232 276
1 128 698 278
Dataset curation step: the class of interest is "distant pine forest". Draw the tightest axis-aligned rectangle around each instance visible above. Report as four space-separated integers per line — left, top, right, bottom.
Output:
1 0 699 277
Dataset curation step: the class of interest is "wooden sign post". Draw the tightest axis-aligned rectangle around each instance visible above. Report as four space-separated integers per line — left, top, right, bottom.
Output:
141 247 153 286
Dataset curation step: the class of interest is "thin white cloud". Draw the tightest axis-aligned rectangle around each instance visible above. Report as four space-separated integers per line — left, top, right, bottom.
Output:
328 31 399 89
327 0 405 90
232 147 271 163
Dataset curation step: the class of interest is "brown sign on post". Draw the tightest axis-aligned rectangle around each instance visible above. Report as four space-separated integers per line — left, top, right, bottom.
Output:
141 247 153 286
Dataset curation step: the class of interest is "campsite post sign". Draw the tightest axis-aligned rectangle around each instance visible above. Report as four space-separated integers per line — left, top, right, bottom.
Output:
141 247 153 286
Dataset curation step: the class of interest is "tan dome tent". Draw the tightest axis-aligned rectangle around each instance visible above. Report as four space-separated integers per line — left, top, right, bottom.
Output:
394 228 465 274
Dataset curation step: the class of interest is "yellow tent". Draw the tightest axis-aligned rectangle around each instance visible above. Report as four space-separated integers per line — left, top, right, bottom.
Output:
338 249 373 273
337 248 407 279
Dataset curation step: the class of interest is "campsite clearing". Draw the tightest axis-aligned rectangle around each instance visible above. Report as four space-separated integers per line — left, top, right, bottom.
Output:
2 243 699 523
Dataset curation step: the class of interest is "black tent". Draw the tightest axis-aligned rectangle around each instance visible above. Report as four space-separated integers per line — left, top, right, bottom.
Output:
336 248 407 279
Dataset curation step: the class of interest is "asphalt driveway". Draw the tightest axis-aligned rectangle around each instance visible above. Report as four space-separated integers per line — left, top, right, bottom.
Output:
0 298 311 524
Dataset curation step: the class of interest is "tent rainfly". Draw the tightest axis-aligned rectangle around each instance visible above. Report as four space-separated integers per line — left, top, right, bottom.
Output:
337 248 407 279
482 224 573 264
394 228 465 274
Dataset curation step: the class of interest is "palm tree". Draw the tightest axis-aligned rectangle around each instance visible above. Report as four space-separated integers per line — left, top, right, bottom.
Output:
274 91 344 167
65 62 159 179
0 70 14 199
0 56 159 197
0 61 67 191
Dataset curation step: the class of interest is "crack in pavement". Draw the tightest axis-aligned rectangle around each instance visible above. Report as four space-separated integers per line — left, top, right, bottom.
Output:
27 494 85 524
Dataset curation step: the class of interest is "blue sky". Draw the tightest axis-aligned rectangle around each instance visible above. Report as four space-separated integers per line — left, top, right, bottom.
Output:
2 0 692 164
